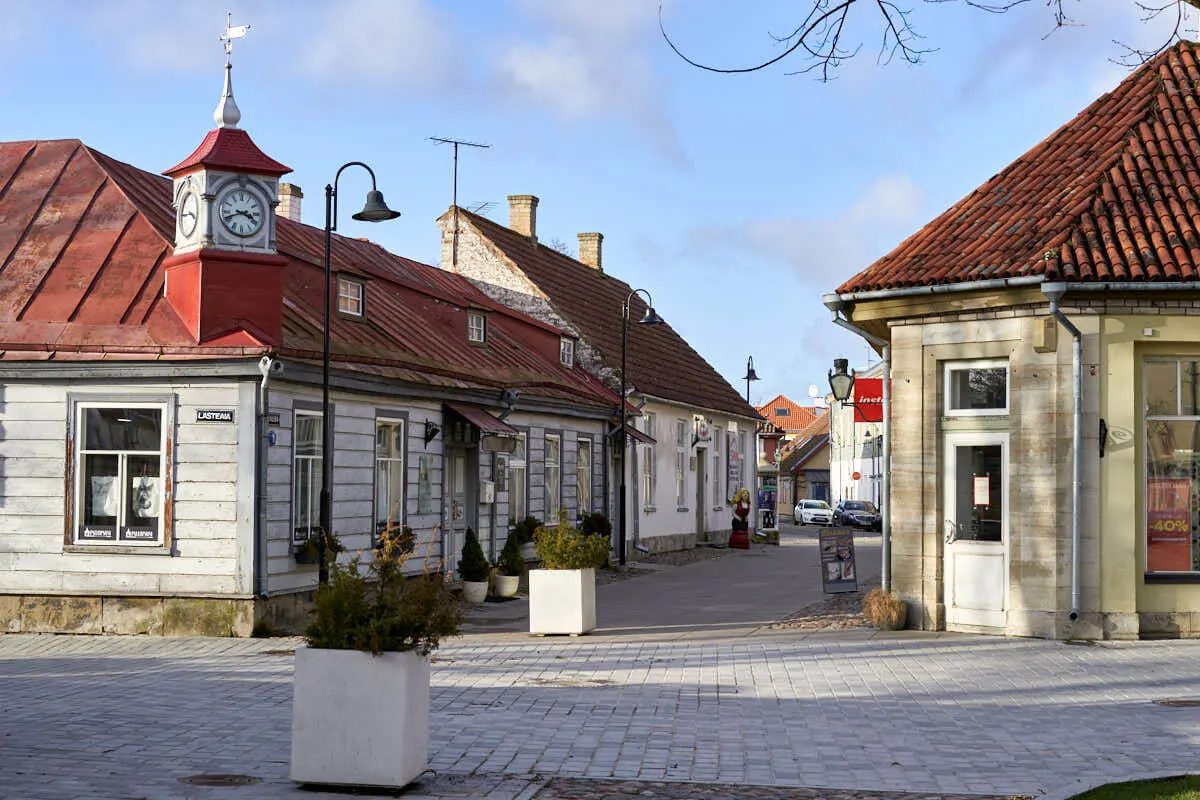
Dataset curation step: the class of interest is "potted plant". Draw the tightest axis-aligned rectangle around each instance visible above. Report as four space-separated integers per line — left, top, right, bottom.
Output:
291 530 461 789
492 533 524 599
529 515 610 635
293 528 344 565
511 515 542 561
457 526 490 604
862 588 908 630
729 487 751 549
579 511 612 543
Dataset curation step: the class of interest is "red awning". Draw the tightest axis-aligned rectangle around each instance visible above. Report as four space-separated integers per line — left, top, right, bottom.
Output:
623 424 656 445
445 402 519 436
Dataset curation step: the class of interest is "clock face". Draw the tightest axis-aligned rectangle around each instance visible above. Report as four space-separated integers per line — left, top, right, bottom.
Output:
178 191 199 237
218 188 264 237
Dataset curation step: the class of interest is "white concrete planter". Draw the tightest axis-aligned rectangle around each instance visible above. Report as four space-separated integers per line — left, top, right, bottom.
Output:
492 573 520 598
291 648 429 789
529 568 596 635
462 580 489 604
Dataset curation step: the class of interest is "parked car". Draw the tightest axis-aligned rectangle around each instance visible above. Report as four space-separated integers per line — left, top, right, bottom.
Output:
793 499 833 526
833 500 881 531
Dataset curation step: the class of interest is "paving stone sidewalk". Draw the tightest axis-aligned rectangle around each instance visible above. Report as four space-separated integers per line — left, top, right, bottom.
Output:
2 632 1199 799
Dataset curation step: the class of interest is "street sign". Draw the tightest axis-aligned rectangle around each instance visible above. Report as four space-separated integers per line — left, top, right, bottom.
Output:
819 527 858 594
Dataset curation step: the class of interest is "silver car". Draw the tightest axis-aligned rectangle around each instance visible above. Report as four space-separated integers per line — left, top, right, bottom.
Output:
793 499 833 526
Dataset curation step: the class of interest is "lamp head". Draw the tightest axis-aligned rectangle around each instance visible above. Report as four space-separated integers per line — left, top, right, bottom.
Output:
744 355 760 383
352 189 402 223
828 357 855 402
638 305 664 325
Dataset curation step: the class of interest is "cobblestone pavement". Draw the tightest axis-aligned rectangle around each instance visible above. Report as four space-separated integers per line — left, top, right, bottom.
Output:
2 632 1199 799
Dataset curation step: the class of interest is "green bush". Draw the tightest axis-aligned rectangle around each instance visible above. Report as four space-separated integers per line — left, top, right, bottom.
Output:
510 515 542 545
496 532 525 577
457 527 491 582
305 533 461 655
579 512 612 540
534 516 610 570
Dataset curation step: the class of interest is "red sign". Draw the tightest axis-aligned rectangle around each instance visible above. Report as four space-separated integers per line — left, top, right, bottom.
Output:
852 377 883 423
1148 477 1192 572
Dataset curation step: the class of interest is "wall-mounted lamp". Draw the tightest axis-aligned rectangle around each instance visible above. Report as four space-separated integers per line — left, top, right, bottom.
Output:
828 357 856 402
423 420 441 445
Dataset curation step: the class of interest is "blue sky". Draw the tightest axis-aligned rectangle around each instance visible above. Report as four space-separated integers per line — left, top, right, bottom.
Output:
0 1 1182 406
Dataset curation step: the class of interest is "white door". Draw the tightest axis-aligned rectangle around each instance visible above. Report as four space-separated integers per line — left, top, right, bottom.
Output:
943 432 1008 629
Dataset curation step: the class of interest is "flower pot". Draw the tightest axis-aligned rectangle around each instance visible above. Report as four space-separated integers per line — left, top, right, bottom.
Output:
291 648 429 788
461 580 489 604
519 542 537 561
492 573 520 598
529 568 595 635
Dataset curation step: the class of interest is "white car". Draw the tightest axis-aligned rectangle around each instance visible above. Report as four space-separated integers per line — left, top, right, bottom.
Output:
794 499 833 526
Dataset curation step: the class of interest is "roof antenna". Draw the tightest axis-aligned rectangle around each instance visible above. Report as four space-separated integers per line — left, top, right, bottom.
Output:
215 13 250 129
430 137 490 270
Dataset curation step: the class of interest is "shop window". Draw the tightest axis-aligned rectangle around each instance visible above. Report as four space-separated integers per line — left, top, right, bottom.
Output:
375 419 405 539
293 411 323 543
712 426 722 509
507 433 528 527
560 337 575 368
945 360 1008 415
642 413 657 509
468 312 486 344
545 434 561 520
74 402 169 546
577 438 592 515
337 277 364 317
1145 358 1200 573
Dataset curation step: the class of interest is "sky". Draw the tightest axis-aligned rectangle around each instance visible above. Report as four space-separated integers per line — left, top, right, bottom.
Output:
0 0 1186 406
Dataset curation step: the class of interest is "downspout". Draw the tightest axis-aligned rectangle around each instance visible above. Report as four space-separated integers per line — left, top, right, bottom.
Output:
822 297 892 592
1042 283 1083 622
255 356 281 598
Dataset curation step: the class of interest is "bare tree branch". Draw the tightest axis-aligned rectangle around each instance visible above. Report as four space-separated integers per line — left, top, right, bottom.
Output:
660 0 1200 81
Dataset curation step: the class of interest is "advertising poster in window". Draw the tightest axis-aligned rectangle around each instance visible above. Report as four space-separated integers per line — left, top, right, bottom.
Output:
819 528 858 593
1147 476 1192 572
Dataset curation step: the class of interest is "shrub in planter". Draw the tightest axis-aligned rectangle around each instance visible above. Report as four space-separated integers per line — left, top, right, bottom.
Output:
457 527 490 603
511 515 542 560
292 532 461 788
579 512 612 541
294 527 345 565
492 534 524 598
862 588 907 631
529 516 606 635
534 516 610 570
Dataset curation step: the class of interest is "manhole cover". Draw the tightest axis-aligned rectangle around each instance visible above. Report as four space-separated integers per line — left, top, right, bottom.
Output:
1154 699 1200 707
179 774 262 787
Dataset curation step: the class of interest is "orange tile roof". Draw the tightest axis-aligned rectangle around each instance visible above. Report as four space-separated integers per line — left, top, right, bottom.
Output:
756 394 825 433
839 41 1200 293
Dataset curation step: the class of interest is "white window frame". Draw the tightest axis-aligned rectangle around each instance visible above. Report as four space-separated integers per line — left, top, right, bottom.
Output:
545 433 561 521
560 337 575 368
642 413 657 510
337 277 365 317
944 359 1010 417
508 432 528 527
467 312 487 344
1144 357 1200 574
374 418 406 540
71 398 171 548
293 410 323 544
577 437 592 516
675 419 687 509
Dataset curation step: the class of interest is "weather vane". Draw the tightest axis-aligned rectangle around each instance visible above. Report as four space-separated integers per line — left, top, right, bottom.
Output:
220 12 250 63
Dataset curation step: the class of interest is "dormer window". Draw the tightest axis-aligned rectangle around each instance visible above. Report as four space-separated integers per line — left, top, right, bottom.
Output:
337 277 365 317
560 337 575 368
467 312 487 344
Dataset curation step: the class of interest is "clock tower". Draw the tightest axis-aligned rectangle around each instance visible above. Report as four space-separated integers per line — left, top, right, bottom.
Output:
162 18 292 346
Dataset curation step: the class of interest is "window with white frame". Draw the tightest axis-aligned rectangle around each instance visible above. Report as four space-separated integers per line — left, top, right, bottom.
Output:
545 434 561 520
560 337 575 368
1145 358 1200 573
508 433 528 527
293 412 323 543
337 277 364 316
642 413 657 509
374 419 405 538
675 419 687 508
74 402 168 545
712 426 722 508
577 438 592 515
467 312 486 344
945 360 1009 415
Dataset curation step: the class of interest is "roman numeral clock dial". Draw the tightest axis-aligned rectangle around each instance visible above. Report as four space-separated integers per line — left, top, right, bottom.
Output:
218 188 264 237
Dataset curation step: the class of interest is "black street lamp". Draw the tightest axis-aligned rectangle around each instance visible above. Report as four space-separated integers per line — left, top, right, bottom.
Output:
319 162 401 584
618 289 664 567
743 356 760 404
828 357 856 403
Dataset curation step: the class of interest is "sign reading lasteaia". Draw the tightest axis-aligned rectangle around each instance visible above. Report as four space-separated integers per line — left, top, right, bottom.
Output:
196 409 235 423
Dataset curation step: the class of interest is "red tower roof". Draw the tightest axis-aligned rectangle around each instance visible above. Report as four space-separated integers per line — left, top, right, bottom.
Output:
163 127 291 178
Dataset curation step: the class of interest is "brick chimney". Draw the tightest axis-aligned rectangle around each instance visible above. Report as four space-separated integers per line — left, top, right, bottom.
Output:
277 183 303 223
508 195 538 240
578 232 603 270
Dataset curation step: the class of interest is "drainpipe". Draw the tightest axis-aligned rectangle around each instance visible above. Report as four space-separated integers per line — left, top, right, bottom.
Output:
1042 283 1083 623
822 297 892 593
255 356 282 598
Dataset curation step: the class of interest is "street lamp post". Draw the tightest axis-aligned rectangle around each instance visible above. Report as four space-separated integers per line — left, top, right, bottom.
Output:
743 356 760 404
319 162 401 584
618 289 664 567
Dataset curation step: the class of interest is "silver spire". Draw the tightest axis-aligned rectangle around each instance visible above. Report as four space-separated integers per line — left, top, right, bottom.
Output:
214 13 250 129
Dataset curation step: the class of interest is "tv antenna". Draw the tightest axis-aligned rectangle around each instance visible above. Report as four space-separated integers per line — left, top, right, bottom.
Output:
430 136 490 269
468 201 495 215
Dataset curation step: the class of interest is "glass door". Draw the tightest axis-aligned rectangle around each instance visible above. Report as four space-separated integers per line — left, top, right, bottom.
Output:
943 432 1008 629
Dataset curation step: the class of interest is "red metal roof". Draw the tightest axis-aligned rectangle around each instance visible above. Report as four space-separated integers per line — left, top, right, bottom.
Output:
0 138 617 410
455 208 757 420
163 128 291 178
839 41 1200 294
